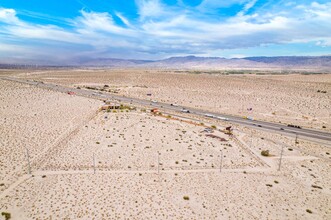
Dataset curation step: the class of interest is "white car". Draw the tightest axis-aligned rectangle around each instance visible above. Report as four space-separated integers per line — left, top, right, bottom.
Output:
216 116 228 121
152 100 158 103
181 109 190 113
204 114 214 118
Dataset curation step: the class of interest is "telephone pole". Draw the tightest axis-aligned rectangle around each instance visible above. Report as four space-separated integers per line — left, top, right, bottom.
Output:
157 151 160 175
25 147 31 175
295 133 298 144
278 145 284 171
93 153 96 174
220 150 223 173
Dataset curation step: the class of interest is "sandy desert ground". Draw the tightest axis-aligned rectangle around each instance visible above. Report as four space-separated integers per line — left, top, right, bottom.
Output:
0 79 101 193
0 70 330 219
8 68 331 132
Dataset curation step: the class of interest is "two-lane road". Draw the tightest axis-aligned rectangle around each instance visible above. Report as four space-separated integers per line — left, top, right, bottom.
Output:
2 76 331 142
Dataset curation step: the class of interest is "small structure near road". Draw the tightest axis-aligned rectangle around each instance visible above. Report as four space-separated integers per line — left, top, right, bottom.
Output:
101 104 121 111
202 127 214 133
206 134 227 142
224 126 233 135
67 91 75 95
151 108 159 113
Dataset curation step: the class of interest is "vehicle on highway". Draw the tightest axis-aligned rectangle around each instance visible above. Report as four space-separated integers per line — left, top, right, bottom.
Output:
247 116 254 120
151 100 158 103
216 116 228 121
181 109 190 113
287 124 302 129
170 103 178 107
257 125 262 127
205 114 214 118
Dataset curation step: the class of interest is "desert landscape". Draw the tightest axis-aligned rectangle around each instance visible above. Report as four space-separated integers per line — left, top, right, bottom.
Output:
2 0 331 219
12 69 331 131
0 69 330 219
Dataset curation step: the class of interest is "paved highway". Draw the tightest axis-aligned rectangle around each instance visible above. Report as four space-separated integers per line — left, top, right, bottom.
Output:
2 76 331 142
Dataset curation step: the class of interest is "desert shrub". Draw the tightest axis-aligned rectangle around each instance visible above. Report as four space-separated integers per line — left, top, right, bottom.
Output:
183 196 189 200
1 212 11 220
261 150 269 157
96 142 100 144
211 125 217 129
306 209 312 214
311 185 322 189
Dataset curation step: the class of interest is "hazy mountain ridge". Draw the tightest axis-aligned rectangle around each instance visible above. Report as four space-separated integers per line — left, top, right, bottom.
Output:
1 56 331 70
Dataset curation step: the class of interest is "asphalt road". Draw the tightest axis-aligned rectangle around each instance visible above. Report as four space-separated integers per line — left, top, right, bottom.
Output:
2 76 331 142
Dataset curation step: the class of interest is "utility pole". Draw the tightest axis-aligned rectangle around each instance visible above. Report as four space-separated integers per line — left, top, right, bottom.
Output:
295 133 298 144
278 145 284 171
93 153 96 174
157 151 160 175
250 130 253 148
25 147 31 175
220 150 223 173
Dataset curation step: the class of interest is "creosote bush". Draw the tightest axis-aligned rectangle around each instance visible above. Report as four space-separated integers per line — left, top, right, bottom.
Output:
1 212 11 220
183 196 190 200
261 150 269 157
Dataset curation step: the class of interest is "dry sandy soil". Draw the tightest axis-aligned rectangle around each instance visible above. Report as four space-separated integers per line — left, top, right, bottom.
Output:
0 69 330 219
8 68 331 132
0 79 101 193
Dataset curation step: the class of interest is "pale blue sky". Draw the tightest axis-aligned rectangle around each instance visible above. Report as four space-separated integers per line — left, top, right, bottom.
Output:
1 0 331 63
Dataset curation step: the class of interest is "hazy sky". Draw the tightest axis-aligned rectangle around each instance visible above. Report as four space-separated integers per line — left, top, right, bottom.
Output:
1 0 331 63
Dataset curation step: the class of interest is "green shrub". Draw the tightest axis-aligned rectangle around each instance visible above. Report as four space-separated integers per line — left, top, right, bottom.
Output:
261 150 269 157
1 212 11 220
211 125 217 129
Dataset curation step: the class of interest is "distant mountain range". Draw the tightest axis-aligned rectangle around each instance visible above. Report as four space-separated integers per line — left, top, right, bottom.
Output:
1 55 331 71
